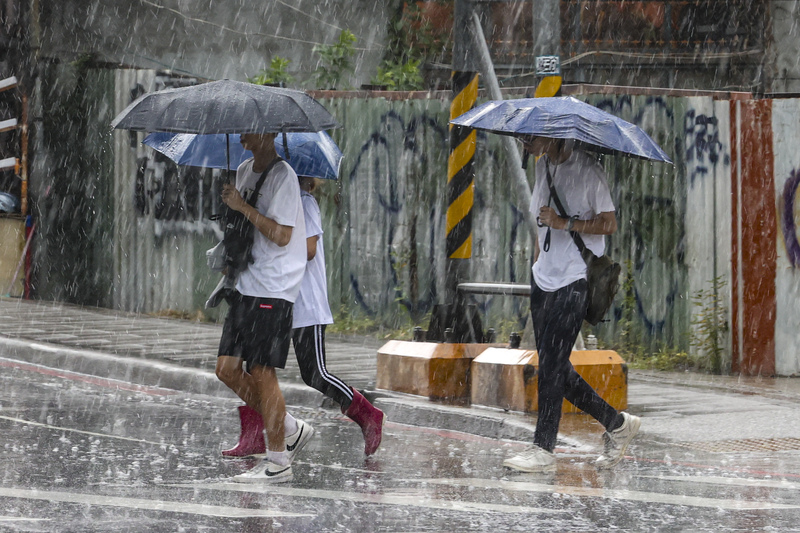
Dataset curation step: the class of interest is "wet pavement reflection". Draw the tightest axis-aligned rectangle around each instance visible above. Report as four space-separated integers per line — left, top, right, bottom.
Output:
2 361 800 532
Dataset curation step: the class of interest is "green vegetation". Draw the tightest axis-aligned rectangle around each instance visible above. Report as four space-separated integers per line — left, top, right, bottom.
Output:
312 30 358 90
327 305 422 341
689 276 729 374
375 1 452 91
248 57 295 87
371 58 425 91
609 264 728 373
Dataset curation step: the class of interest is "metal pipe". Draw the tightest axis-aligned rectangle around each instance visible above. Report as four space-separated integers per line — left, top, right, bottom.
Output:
469 10 537 236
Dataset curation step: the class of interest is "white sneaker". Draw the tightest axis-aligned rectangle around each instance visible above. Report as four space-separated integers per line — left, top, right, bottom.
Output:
596 412 641 469
285 419 315 463
232 459 292 483
503 445 556 473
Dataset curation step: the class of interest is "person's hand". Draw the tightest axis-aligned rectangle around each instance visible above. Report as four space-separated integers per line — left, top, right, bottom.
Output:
221 183 246 212
538 206 566 229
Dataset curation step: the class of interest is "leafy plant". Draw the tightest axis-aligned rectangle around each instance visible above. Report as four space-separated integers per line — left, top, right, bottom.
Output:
371 58 425 91
615 259 646 362
248 57 295 87
312 30 357 90
327 305 418 341
689 276 729 374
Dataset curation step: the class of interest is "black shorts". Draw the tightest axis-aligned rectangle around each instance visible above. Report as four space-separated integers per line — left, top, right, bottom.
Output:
218 293 293 370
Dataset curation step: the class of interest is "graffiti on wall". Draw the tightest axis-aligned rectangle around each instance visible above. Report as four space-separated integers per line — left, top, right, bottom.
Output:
346 110 448 320
134 154 222 236
782 169 800 268
129 73 222 236
684 109 728 186
593 96 683 337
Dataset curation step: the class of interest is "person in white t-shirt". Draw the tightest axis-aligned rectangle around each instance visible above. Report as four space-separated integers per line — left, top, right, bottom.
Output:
214 132 314 484
292 176 385 455
503 136 641 474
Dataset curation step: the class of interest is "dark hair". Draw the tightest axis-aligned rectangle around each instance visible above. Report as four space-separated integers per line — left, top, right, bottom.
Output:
298 175 316 192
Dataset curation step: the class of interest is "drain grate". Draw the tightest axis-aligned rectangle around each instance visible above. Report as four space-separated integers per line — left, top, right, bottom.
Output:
676 437 800 453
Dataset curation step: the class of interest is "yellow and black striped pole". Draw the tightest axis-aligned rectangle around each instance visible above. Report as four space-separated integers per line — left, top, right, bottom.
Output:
446 71 478 260
445 70 478 301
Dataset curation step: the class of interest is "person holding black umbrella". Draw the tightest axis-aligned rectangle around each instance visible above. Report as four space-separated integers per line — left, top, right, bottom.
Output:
502 136 641 473
215 132 312 483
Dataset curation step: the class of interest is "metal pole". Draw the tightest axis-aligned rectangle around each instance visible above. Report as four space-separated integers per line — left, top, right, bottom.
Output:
469 10 536 236
445 0 480 304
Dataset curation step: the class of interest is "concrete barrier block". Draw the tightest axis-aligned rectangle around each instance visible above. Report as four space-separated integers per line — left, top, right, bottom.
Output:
470 348 627 413
376 340 493 402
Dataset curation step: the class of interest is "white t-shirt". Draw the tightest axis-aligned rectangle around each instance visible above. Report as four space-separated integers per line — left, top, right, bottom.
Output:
530 149 615 292
292 191 335 328
234 158 307 303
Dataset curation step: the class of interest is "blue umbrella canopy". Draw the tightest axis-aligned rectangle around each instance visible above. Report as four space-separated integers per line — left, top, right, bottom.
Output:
143 131 343 180
450 96 672 163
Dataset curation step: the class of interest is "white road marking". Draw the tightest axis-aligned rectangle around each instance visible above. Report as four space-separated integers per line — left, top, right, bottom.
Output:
408 478 800 511
640 475 800 491
0 517 50 522
171 482 563 515
0 415 164 446
0 487 314 519
292 460 386 475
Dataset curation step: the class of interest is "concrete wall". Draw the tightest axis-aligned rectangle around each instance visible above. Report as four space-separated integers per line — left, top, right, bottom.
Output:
36 0 394 89
772 1 800 93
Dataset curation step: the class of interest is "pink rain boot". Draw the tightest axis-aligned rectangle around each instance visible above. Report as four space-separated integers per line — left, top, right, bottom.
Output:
221 405 266 458
344 389 386 456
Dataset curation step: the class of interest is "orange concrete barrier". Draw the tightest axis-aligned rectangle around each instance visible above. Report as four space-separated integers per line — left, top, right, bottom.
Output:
470 347 627 413
376 340 496 402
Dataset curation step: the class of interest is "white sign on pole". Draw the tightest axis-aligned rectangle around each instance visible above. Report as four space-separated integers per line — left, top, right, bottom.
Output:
535 56 561 76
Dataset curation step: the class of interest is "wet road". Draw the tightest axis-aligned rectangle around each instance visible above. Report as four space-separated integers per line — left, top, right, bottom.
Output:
2 358 800 532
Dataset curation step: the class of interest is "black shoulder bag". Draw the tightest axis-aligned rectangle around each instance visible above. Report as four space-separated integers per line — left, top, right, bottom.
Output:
216 157 283 278
544 162 621 325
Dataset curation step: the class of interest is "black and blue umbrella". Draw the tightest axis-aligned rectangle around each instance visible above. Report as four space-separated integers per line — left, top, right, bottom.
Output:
450 96 672 163
143 131 343 180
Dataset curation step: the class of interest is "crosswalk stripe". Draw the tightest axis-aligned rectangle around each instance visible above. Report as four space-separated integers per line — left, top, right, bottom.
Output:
0 415 164 446
0 487 313 519
173 482 564 515
409 478 800 511
640 475 800 491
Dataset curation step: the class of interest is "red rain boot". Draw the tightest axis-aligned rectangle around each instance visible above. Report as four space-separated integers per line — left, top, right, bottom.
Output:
221 405 266 458
344 388 386 456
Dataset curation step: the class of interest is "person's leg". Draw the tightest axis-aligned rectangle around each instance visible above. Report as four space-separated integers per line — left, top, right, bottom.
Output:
216 355 263 408
532 280 588 452
249 364 285 452
293 325 385 455
293 325 354 409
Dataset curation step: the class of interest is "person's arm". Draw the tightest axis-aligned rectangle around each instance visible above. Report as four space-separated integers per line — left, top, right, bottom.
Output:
306 235 319 261
221 183 293 246
537 207 617 235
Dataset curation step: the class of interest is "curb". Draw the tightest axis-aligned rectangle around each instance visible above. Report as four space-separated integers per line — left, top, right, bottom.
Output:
0 335 323 407
0 335 535 443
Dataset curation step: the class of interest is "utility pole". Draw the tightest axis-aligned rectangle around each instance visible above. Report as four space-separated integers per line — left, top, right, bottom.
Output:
445 0 480 305
531 0 562 97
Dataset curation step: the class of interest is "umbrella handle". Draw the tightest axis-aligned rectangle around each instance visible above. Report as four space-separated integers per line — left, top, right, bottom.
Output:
282 131 290 160
226 133 234 183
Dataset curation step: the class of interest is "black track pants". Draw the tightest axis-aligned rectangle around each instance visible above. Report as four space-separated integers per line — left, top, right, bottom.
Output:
531 278 619 452
292 325 354 410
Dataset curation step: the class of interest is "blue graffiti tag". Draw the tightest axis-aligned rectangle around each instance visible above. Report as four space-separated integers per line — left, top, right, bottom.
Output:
684 109 729 187
347 111 448 318
782 169 800 268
